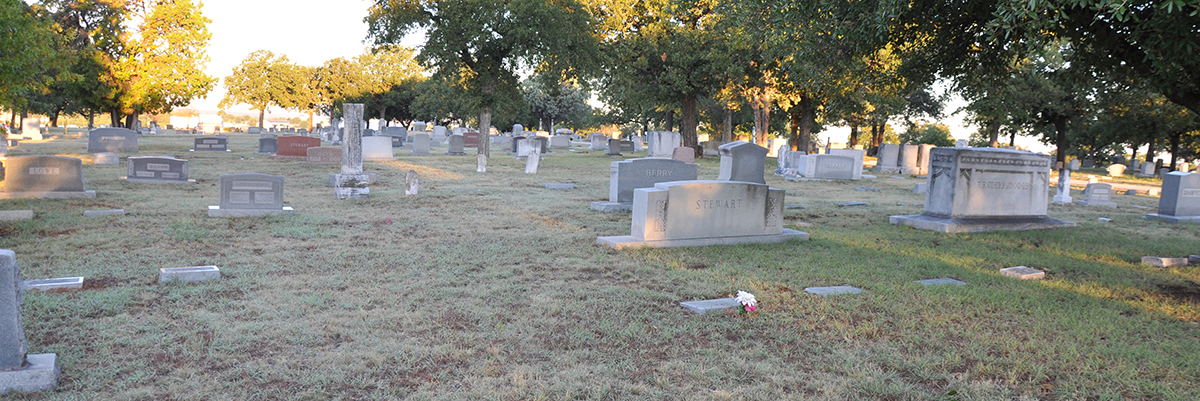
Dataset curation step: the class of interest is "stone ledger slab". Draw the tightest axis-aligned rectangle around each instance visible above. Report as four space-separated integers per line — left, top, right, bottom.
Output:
679 298 741 314
1000 266 1045 280
915 278 966 286
804 286 864 296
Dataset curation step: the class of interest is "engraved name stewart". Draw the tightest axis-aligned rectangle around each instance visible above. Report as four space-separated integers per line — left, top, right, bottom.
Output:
695 199 744 210
1182 189 1200 197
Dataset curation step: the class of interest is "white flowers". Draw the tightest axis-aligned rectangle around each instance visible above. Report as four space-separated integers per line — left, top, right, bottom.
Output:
736 291 758 312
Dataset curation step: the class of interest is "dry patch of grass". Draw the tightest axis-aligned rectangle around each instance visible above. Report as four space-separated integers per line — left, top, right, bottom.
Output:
2 134 1198 400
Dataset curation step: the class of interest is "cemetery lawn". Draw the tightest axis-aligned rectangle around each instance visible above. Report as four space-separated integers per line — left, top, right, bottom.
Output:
5 134 1199 400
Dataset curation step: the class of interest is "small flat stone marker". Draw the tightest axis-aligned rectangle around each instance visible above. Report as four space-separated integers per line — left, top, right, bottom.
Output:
543 183 574 190
680 298 742 314
804 286 864 296
1141 256 1188 268
1130 205 1150 209
1097 217 1112 222
784 205 805 210
0 210 33 221
1000 266 1045 280
854 186 879 192
405 170 418 196
837 201 867 207
159 266 220 284
861 174 876 179
83 209 124 217
915 278 966 286
791 222 813 227
23 277 84 292
1190 255 1200 265
913 182 928 193
889 176 906 179
1124 189 1138 195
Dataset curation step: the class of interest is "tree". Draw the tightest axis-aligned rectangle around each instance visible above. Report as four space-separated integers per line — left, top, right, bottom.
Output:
221 50 307 128
0 0 60 116
901 122 955 147
522 74 591 131
355 46 424 127
366 0 601 168
106 0 214 128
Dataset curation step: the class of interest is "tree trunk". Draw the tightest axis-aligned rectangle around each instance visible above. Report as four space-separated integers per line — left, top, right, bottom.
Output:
722 106 732 143
308 110 314 132
869 124 883 156
49 107 61 127
1053 116 1068 164
793 96 815 153
110 108 121 127
849 125 859 148
258 108 266 129
1130 145 1139 168
87 110 94 129
479 107 492 158
1170 131 1180 170
680 94 699 147
124 112 138 131
986 120 1001 147
789 107 800 151
1010 129 1017 147
664 108 674 132
1147 137 1156 163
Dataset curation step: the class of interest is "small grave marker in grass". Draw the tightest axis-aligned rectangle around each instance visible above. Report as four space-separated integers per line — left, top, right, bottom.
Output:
837 201 867 207
1000 266 1045 280
679 298 740 314
0 211 33 221
1141 257 1188 268
23 277 83 292
159 266 220 284
83 209 124 217
543 183 574 190
804 286 864 296
855 186 879 192
915 278 966 286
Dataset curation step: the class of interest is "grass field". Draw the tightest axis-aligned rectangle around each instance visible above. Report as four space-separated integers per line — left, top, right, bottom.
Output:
3 133 1198 400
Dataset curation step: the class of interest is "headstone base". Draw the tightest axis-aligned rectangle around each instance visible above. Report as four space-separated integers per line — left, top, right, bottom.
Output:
446 151 466 156
120 176 197 184
1076 199 1116 207
889 214 1077 233
363 155 396 161
0 210 33 221
327 173 376 186
1051 195 1073 205
24 277 84 292
679 298 740 314
0 191 96 199
207 205 294 218
333 174 372 199
0 354 60 394
804 286 864 296
159 266 221 283
589 201 632 213
915 278 966 286
597 229 808 250
871 166 901 174
1144 213 1200 223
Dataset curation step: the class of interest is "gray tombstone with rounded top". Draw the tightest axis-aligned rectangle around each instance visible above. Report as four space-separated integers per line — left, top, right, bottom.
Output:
0 156 95 199
86 128 138 153
208 173 293 217
1145 171 1200 223
410 134 431 156
1077 183 1116 207
890 147 1076 233
446 135 465 155
872 144 901 173
591 158 698 212
898 144 920 175
717 141 768 184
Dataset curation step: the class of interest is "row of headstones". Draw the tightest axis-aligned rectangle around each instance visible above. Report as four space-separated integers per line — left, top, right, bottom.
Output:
872 143 936 175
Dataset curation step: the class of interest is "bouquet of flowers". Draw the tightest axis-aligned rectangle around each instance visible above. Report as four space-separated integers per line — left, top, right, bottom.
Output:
736 291 758 313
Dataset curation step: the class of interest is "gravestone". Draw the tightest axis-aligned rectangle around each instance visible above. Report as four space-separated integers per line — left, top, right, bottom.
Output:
86 128 138 153
828 149 865 179
786 154 858 180
192 136 229 152
890 147 1076 233
1000 266 1045 280
955 139 968 148
384 126 408 147
516 138 536 159
671 147 695 163
549 135 570 150
872 144 901 173
591 158 699 212
1107 164 1126 177
1052 169 1073 205
648 131 682 157
1179 162 1191 173
1077 183 1116 207
93 152 119 165
306 146 341 164
717 141 768 184
432 125 448 144
1069 159 1081 171
361 136 395 161
590 133 608 150
1145 171 1200 223
257 136 277 154
410 133 431 156
247 127 261 134
597 180 808 249
917 144 935 175
413 121 427 132
607 139 634 156
0 156 95 199
274 136 321 158
898 144 920 175
208 173 293 217
1082 159 1095 168
446 135 465 156
405 170 418 195
525 148 541 174
19 119 42 140
159 266 220 283
701 141 721 157
511 124 523 133
334 103 371 199
462 131 480 148
0 250 60 394
531 136 549 154
120 156 194 184
1140 161 1155 176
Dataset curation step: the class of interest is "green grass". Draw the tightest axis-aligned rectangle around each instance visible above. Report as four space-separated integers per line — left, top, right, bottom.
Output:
2 133 1198 400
